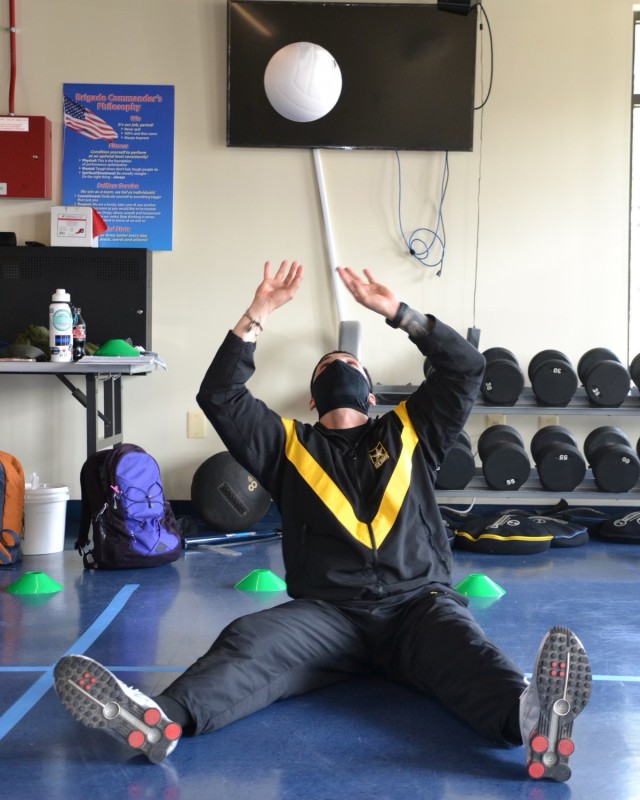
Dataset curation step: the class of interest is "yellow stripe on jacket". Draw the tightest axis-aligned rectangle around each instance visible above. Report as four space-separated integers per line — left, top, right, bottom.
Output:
281 401 419 549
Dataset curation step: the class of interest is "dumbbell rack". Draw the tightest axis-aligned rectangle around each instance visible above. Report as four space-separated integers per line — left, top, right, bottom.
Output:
373 384 640 503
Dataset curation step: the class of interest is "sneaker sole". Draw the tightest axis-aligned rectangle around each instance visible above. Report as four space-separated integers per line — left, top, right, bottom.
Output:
526 626 592 781
54 655 181 764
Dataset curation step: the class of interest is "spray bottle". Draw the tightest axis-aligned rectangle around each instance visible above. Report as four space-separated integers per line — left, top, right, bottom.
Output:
49 288 73 362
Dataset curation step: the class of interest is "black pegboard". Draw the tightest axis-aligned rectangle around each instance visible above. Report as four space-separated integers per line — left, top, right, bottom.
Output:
0 246 151 349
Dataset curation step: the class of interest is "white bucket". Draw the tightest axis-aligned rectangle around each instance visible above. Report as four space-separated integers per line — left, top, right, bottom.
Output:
22 483 70 555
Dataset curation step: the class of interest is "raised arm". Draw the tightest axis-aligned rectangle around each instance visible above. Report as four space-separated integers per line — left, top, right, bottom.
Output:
232 260 304 343
336 266 401 321
337 264 485 467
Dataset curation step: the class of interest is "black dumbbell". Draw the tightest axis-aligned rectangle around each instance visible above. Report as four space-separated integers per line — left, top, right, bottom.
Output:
477 424 530 490
628 352 640 393
436 430 476 490
480 347 525 406
528 350 578 407
577 348 631 407
584 426 640 493
530 425 586 492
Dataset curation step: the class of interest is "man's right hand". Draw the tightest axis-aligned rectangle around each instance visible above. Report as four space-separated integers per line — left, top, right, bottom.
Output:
233 260 304 342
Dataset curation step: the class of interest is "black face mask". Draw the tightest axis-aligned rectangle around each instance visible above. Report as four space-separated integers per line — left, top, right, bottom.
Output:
311 359 371 418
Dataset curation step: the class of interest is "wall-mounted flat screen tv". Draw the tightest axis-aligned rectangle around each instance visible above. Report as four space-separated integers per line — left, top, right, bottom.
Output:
227 0 478 151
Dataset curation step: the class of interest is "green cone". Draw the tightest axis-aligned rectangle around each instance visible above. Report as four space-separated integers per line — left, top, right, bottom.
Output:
234 569 287 592
454 573 505 598
5 571 64 596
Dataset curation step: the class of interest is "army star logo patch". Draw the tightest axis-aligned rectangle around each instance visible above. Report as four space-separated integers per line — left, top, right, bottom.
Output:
369 442 390 469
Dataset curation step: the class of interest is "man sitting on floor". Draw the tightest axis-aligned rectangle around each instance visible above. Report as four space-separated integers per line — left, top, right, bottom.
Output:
54 261 591 781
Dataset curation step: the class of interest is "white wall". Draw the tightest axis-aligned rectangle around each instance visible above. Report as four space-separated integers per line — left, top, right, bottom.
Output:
0 0 635 499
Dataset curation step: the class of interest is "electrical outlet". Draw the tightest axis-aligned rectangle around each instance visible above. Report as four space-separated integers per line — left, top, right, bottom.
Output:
538 415 559 429
485 414 506 428
187 410 207 439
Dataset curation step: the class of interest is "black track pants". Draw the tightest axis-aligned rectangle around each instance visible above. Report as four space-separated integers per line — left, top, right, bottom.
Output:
158 591 526 743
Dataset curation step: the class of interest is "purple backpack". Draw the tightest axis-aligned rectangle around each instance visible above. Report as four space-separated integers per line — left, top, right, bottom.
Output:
76 443 181 569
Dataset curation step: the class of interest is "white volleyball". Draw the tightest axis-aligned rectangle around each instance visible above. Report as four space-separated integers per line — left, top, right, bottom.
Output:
264 41 342 123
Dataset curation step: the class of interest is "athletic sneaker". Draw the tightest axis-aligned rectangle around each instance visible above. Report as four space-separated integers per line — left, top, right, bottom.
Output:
54 655 182 764
519 626 592 781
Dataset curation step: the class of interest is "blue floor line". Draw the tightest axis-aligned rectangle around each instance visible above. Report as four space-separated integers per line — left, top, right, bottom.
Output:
0 583 139 741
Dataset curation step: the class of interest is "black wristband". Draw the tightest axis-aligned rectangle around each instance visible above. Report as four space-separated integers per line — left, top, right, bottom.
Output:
385 302 408 329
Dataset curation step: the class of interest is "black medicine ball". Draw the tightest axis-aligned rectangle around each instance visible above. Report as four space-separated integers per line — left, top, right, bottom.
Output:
191 451 271 531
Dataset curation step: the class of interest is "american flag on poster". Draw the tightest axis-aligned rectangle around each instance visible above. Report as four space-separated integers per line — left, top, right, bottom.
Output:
63 96 118 141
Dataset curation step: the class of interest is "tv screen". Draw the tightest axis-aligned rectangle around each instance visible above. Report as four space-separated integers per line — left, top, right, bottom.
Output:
227 0 478 151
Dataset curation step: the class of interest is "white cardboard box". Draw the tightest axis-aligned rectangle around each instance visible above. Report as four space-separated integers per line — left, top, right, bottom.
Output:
51 206 99 247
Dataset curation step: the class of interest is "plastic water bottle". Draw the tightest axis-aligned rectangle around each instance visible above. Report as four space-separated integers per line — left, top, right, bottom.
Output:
72 306 87 361
49 288 73 363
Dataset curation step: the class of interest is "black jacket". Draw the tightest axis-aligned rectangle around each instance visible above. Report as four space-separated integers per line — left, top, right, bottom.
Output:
197 314 485 603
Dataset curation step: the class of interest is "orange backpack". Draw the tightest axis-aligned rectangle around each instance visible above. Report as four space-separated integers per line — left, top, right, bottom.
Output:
0 452 24 564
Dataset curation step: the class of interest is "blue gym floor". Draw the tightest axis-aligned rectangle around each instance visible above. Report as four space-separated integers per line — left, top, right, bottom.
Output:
0 529 636 800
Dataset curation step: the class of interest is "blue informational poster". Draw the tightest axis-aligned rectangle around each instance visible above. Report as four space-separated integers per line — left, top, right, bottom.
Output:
61 83 175 250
